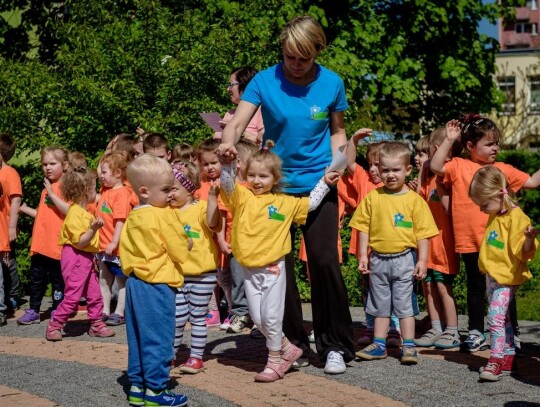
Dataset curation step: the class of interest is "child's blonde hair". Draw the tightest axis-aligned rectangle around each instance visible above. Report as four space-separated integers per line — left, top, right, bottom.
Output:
171 161 201 194
100 151 130 181
196 138 220 160
469 165 517 212
378 141 411 166
247 140 282 192
171 143 195 163
68 151 87 171
414 136 430 156
127 154 173 193
41 145 69 164
366 141 385 163
61 168 97 204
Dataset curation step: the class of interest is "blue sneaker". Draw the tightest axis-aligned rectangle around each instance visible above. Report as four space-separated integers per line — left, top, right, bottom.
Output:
355 343 387 360
400 346 419 365
460 332 488 353
144 389 188 406
17 309 40 325
128 385 144 406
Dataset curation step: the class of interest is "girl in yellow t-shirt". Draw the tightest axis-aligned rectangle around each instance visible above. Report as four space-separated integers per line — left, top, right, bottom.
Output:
469 165 539 382
217 142 339 383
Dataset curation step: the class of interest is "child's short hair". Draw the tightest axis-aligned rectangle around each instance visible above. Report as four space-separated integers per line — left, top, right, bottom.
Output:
127 154 173 192
366 142 385 163
143 133 169 152
0 133 16 162
469 165 517 212
378 141 411 166
429 126 463 158
68 151 88 171
100 151 129 181
196 138 220 160
236 138 259 160
172 161 201 193
231 66 258 94
61 167 96 204
414 136 430 155
247 140 282 192
41 145 69 163
460 114 500 148
171 143 195 163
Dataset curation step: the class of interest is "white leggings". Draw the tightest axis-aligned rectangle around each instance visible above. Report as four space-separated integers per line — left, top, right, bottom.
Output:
242 257 286 352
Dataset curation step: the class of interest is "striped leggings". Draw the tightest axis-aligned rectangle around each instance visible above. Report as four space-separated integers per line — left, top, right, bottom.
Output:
174 271 217 359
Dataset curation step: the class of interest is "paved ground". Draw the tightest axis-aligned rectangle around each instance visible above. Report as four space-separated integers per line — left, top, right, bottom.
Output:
1 300 539 407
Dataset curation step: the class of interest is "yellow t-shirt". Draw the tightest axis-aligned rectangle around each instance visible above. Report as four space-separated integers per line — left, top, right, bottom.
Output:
173 201 219 275
221 183 309 268
119 205 190 287
479 207 537 286
59 204 100 253
349 188 438 254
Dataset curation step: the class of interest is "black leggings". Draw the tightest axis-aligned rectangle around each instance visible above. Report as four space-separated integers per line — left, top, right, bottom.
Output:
29 253 64 312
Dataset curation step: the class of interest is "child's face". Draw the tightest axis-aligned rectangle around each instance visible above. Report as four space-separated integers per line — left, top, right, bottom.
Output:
200 151 221 181
379 155 412 192
246 161 277 195
368 157 382 184
169 179 192 208
414 151 429 170
146 147 171 162
468 134 499 165
42 153 67 182
142 173 173 208
100 163 122 188
476 195 503 215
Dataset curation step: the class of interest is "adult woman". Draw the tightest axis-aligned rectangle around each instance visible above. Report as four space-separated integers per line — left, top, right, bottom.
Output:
214 66 265 146
219 15 354 374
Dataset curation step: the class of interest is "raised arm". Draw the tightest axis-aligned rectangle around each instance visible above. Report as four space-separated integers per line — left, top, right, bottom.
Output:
346 128 372 173
308 169 339 212
207 180 223 233
522 168 540 189
44 178 70 215
431 120 461 176
19 202 37 218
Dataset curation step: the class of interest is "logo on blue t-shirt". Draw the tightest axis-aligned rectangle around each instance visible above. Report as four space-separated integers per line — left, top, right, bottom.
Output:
310 105 328 120
393 213 413 229
268 205 285 221
487 230 504 249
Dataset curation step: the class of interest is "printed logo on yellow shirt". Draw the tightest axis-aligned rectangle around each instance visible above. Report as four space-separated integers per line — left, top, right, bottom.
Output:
487 230 504 249
268 205 285 221
44 194 54 206
429 188 440 202
394 213 413 228
184 224 200 238
100 202 113 214
310 105 328 120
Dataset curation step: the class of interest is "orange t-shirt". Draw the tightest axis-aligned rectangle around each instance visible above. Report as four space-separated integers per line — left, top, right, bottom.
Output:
338 165 383 256
0 165 22 252
420 174 459 274
97 186 132 254
30 182 66 260
444 158 529 253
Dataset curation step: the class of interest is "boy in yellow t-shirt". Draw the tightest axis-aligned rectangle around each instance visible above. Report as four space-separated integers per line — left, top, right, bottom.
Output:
351 142 438 365
119 154 191 407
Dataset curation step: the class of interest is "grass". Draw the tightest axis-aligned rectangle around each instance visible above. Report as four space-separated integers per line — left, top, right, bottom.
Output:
518 291 540 321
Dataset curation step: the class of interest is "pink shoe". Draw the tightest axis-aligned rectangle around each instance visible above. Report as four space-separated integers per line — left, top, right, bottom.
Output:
46 319 63 341
254 360 284 383
89 320 115 338
205 310 221 327
280 343 302 374
179 357 206 374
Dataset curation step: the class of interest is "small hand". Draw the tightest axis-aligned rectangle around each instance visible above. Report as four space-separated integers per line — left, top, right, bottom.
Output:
218 239 232 255
407 177 419 192
358 255 370 275
524 225 540 239
217 143 238 164
413 261 427 280
446 120 461 142
324 169 341 186
9 227 18 242
135 127 146 136
44 177 53 194
105 241 118 255
209 179 221 196
352 128 372 143
91 217 105 231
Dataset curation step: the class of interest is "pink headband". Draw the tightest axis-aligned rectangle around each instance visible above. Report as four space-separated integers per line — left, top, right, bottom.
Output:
172 164 196 194
501 188 508 195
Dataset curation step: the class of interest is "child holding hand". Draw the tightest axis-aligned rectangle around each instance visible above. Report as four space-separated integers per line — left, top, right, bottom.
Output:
469 166 538 381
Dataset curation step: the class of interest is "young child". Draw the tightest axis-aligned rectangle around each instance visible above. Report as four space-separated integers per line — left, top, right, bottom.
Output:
218 142 339 382
143 133 171 161
97 151 132 326
169 162 221 373
0 133 22 318
171 143 197 164
17 146 69 325
415 129 461 349
353 141 438 365
45 168 114 341
120 154 191 407
468 166 538 381
431 116 540 352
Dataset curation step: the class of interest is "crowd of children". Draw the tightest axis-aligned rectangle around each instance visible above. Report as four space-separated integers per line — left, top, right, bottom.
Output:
0 109 539 406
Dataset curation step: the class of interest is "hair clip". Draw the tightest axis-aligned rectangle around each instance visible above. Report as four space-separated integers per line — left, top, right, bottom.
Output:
501 188 508 195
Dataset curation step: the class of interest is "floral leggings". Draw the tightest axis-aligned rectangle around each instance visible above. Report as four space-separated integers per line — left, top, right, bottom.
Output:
486 275 518 359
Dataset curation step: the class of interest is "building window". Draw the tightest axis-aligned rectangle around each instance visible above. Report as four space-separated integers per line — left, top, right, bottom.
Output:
498 76 516 115
516 22 538 34
529 76 540 114
527 0 538 10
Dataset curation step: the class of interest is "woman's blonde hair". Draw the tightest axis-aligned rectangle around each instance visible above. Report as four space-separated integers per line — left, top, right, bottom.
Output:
280 16 326 59
247 140 282 192
469 165 517 212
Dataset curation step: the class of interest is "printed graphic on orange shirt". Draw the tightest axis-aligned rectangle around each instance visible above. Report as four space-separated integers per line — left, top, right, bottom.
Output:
487 230 504 249
183 224 200 239
45 194 54 206
429 188 440 202
100 202 113 214
268 205 285 221
394 213 413 228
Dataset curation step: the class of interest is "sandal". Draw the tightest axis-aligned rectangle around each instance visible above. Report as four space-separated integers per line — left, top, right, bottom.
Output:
280 344 302 374
105 313 125 326
254 361 284 383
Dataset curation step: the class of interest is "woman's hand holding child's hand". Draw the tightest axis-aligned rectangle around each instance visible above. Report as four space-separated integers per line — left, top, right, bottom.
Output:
217 143 237 164
324 169 341 186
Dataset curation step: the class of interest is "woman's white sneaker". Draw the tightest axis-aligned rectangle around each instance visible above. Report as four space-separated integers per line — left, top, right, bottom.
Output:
324 351 346 374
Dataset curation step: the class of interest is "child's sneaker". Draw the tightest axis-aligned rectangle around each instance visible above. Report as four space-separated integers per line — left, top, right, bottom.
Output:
400 347 419 365
219 313 234 330
355 343 387 360
0 312 6 327
434 331 460 349
88 320 115 338
414 328 442 347
128 385 144 406
17 309 40 325
356 327 374 346
479 354 516 376
205 310 221 327
386 329 402 348
144 389 188 406
227 315 251 333
45 319 63 341
179 357 206 374
105 313 125 326
479 357 504 381
460 332 488 352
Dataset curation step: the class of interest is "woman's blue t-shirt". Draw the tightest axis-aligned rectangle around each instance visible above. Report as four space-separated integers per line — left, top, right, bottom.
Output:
241 63 348 193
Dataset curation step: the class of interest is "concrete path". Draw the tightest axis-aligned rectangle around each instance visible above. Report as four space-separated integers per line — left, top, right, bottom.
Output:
1 301 539 407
